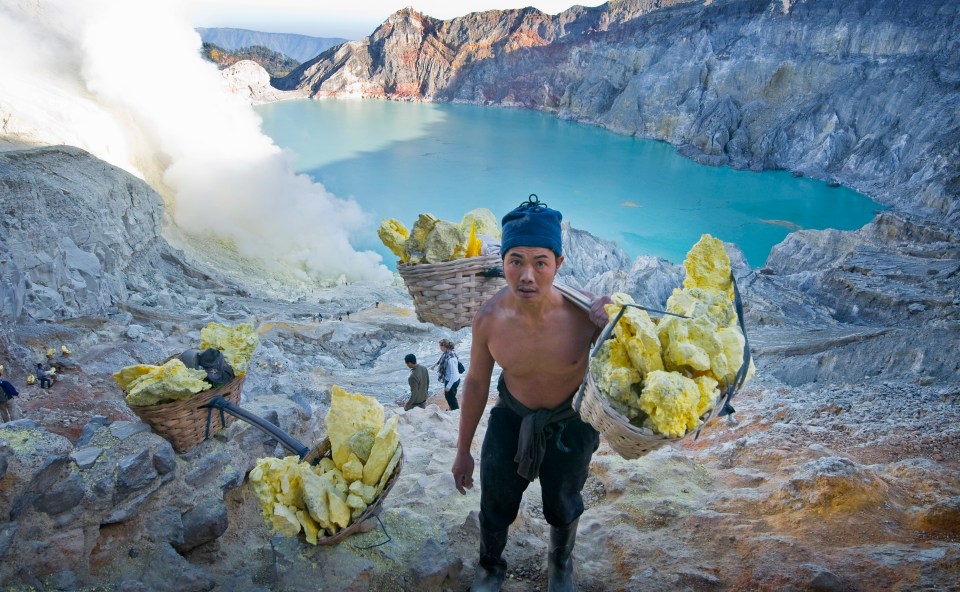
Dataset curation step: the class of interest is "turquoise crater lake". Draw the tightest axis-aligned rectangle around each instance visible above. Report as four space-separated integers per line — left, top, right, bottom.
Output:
256 99 881 269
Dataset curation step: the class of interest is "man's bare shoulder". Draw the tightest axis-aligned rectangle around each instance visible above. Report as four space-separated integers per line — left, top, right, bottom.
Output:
473 286 511 327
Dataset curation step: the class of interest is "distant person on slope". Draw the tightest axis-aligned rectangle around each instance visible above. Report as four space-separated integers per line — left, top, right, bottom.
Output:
35 362 53 389
450 196 611 592
403 354 430 411
435 339 462 411
1 368 21 422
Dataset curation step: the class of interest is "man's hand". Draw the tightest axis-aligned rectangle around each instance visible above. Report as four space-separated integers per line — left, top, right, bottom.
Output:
451 449 475 494
589 295 613 328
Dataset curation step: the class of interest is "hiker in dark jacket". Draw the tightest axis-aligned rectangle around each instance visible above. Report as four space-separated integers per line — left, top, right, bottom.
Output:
1 368 21 422
404 354 430 410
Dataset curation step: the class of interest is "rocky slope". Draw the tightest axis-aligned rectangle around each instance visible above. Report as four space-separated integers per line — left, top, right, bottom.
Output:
0 143 957 590
1 0 958 588
278 0 960 222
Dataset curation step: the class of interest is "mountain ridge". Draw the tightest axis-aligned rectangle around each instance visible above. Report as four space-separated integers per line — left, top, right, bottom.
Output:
196 27 348 62
275 0 960 223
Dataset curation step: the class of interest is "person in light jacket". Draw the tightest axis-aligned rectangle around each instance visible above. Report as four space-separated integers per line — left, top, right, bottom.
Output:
435 339 462 410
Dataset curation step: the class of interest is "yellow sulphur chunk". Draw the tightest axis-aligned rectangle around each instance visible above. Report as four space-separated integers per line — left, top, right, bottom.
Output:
378 218 410 262
200 322 259 377
682 234 732 297
112 364 155 391
271 503 302 537
326 487 351 529
465 221 482 258
639 370 702 438
297 509 320 545
341 453 364 483
349 480 377 505
123 360 209 406
363 415 400 486
325 385 384 470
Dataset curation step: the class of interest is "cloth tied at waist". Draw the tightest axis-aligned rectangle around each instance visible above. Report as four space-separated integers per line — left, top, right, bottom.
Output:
496 376 579 482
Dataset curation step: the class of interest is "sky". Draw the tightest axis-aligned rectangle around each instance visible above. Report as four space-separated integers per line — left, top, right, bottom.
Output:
186 0 607 39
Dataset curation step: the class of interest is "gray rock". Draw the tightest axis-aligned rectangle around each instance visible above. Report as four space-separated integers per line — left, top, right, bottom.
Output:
76 415 111 447
175 498 229 554
146 507 185 548
185 450 228 488
117 448 159 496
103 473 174 525
70 446 102 469
110 421 152 441
810 569 847 592
152 441 177 475
0 522 18 560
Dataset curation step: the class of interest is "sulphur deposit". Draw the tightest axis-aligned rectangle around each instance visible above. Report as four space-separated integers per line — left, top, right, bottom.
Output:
112 323 258 406
590 234 755 438
378 208 501 264
249 385 402 544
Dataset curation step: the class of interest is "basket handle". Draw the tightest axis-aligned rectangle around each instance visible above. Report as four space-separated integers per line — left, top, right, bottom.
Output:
200 395 311 460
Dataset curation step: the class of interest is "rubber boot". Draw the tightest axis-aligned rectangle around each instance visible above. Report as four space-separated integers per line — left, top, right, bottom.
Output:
471 527 508 591
546 518 579 592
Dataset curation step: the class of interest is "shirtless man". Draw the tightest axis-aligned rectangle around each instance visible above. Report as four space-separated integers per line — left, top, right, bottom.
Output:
451 196 610 592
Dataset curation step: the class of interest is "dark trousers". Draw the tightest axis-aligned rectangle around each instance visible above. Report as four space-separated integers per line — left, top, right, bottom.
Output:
479 389 599 531
39 377 52 388
445 379 461 410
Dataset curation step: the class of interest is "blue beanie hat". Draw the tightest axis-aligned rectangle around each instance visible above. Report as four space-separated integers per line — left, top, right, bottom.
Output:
500 195 563 258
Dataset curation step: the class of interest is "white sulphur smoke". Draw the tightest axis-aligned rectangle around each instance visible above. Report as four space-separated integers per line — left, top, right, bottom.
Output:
0 0 391 285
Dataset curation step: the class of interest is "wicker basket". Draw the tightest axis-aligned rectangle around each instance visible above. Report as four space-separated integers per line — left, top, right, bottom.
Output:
301 438 405 545
398 254 505 330
574 274 751 460
576 372 721 460
128 375 246 453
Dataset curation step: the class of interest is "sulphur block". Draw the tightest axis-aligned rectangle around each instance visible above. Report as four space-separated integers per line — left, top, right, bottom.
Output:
297 509 321 545
459 208 501 239
694 375 719 417
325 385 385 470
123 359 209 406
349 480 377 505
301 469 331 529
341 453 364 483
666 287 735 328
377 218 410 262
682 234 732 296
348 427 376 463
639 370 702 438
376 445 403 496
605 293 664 374
465 221 482 258
317 457 337 474
112 364 156 391
403 213 439 264
363 415 400 486
326 487 351 529
346 493 366 510
200 322 259 377
424 219 466 263
590 340 641 407
658 315 724 375
271 503 302 537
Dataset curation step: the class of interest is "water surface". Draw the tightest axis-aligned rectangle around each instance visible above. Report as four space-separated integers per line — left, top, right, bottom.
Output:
256 99 881 268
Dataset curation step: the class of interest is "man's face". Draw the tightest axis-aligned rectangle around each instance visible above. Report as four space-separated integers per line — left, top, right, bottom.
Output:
503 246 563 301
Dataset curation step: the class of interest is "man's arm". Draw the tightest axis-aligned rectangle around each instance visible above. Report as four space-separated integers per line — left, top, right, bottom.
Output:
451 306 495 494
